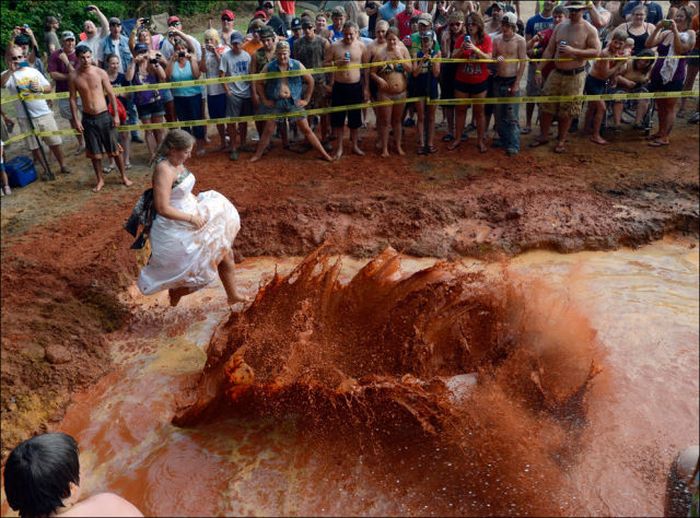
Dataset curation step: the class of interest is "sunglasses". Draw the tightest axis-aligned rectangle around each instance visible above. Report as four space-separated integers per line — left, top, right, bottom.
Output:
10 55 23 60
110 23 121 27
168 22 181 27
221 17 233 21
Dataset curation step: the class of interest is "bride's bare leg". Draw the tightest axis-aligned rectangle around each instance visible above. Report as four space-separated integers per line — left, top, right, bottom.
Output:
169 286 194 307
218 254 247 304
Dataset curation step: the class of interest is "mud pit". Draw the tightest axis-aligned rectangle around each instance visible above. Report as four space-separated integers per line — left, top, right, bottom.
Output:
174 247 599 515
0 123 698 515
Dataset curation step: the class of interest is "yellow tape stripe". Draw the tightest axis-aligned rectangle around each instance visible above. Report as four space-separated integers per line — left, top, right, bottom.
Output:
6 91 697 142
1 54 691 105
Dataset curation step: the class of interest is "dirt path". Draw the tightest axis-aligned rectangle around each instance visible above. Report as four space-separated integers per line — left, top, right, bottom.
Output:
1 124 698 459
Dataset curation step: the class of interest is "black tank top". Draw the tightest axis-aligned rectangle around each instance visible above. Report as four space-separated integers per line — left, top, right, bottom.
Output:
626 23 650 56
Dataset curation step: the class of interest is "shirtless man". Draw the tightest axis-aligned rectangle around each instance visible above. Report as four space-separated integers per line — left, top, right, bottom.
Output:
4 432 143 517
531 0 601 154
325 20 369 159
492 12 527 156
69 45 132 192
583 32 628 145
364 19 389 139
250 41 333 162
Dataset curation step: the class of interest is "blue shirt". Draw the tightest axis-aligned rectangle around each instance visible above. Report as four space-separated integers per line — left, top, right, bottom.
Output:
378 1 406 21
170 60 200 97
622 1 663 25
525 13 554 38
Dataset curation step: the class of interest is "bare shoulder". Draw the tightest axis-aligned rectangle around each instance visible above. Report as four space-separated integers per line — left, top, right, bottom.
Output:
59 493 143 517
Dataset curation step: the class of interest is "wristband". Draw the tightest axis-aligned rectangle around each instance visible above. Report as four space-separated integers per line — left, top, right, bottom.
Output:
535 70 542 75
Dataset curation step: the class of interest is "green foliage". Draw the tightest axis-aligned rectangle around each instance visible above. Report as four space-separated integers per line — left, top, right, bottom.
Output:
0 0 251 58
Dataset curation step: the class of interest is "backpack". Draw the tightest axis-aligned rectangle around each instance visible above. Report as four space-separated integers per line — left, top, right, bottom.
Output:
108 97 127 124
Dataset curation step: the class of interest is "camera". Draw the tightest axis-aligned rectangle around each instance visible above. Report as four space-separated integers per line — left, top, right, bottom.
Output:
178 51 186 58
149 58 159 64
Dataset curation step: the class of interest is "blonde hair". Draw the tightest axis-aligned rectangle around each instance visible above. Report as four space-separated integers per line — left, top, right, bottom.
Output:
203 29 220 45
151 129 195 166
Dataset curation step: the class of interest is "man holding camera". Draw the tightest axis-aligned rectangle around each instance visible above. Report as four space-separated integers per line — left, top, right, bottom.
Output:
82 5 109 59
1 45 71 176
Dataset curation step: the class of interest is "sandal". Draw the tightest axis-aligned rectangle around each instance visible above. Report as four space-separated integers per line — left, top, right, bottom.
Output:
428 145 438 154
441 133 455 142
648 139 669 147
554 142 566 154
528 139 549 148
447 140 461 151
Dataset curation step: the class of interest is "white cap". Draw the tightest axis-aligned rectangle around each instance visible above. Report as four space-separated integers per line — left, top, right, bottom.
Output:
502 12 517 27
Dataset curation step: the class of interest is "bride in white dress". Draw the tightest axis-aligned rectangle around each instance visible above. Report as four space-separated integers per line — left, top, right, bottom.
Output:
137 129 247 306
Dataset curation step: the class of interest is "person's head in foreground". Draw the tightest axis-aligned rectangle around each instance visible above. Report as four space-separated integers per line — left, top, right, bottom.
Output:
4 432 143 518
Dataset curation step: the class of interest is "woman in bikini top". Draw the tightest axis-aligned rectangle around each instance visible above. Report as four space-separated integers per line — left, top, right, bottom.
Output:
372 28 411 97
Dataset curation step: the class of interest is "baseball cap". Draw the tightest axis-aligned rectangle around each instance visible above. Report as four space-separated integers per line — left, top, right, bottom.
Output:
301 19 314 29
259 26 275 39
253 10 269 20
61 30 76 41
276 41 290 52
230 31 244 44
565 0 588 9
108 17 121 25
490 1 505 10
417 13 433 26
502 12 517 26
167 16 181 25
221 9 235 21
448 11 465 23
262 0 274 8
331 6 346 17
134 42 149 53
290 17 302 30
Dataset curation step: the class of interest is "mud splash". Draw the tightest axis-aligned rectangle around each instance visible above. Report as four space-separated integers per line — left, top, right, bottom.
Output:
174 247 601 515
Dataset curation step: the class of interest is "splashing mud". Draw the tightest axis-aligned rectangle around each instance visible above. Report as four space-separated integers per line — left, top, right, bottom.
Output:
174 247 602 515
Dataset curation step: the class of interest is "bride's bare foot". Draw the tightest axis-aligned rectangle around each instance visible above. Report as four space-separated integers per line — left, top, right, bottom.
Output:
92 179 105 193
227 290 249 305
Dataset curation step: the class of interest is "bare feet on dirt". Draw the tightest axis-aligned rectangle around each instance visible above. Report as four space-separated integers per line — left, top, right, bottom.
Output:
123 177 134 187
92 179 104 193
352 146 365 156
590 136 608 145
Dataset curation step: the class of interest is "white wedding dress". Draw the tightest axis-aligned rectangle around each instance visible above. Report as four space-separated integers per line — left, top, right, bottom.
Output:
137 169 240 296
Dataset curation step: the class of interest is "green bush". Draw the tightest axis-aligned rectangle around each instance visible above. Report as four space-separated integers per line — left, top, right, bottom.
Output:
0 0 257 60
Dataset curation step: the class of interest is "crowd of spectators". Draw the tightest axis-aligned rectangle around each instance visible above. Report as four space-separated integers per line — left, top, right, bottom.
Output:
1 0 699 193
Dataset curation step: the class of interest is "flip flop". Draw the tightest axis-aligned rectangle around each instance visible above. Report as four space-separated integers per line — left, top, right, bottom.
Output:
528 139 549 148
428 145 438 154
554 142 566 154
447 141 461 151
648 140 669 147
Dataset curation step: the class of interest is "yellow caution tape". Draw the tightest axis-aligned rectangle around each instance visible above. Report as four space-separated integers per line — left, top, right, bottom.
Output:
1 54 689 105
5 90 696 144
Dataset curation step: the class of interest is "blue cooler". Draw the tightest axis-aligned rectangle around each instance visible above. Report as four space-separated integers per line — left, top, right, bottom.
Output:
6 155 38 188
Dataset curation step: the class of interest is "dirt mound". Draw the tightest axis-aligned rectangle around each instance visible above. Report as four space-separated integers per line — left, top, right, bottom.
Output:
174 247 601 515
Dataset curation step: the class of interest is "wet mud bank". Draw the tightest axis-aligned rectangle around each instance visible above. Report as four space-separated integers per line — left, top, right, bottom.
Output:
1 197 138 458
